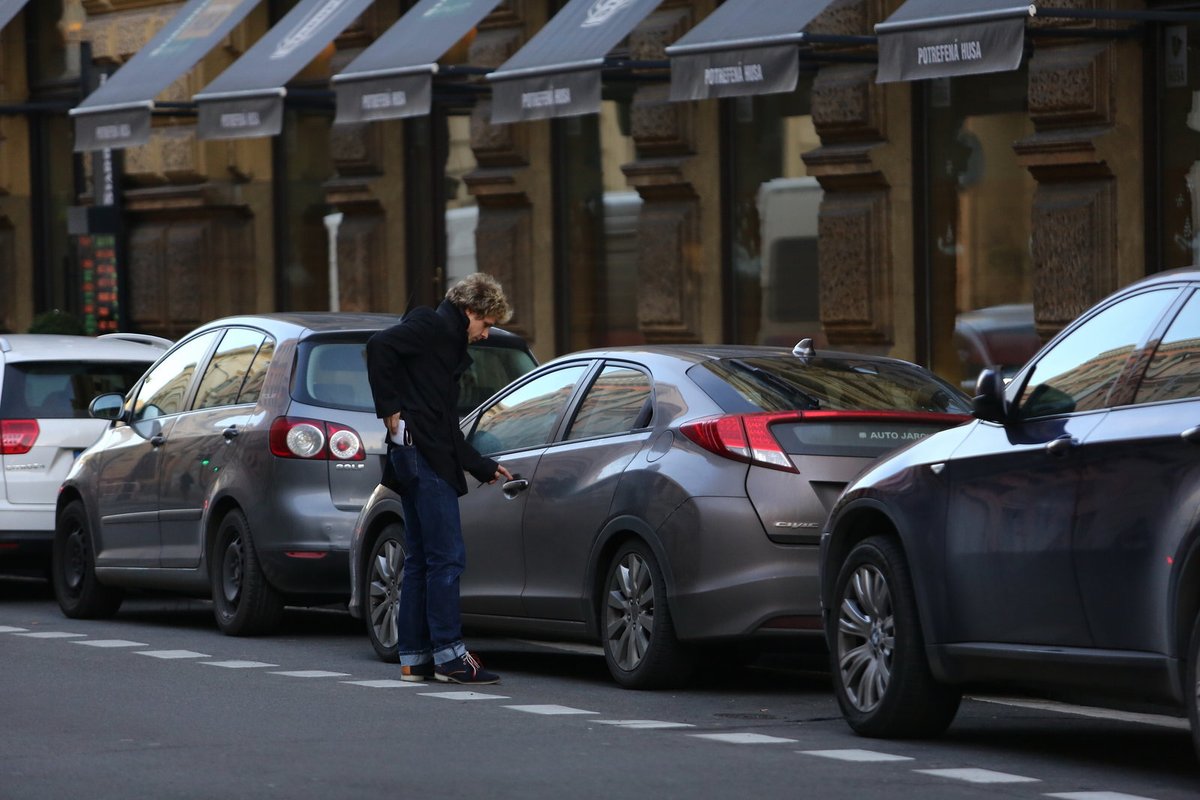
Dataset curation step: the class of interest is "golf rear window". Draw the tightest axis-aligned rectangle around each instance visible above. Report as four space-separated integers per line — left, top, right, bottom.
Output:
0 362 148 419
294 337 375 412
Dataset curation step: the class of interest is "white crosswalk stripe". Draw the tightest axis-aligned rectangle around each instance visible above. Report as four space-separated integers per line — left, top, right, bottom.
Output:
201 660 278 668
916 768 1040 784
593 720 695 730
419 691 510 701
72 639 148 648
268 670 351 678
800 749 913 762
504 704 598 715
14 631 85 638
341 680 421 688
690 733 798 744
136 650 211 659
1046 793 1160 800
0 626 29 633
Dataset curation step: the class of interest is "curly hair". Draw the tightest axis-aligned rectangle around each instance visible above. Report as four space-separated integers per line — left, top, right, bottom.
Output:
445 273 512 324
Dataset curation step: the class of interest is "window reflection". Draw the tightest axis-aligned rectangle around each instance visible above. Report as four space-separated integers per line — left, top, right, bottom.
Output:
1137 291 1200 404
193 328 266 410
133 332 220 421
472 366 588 454
566 366 652 440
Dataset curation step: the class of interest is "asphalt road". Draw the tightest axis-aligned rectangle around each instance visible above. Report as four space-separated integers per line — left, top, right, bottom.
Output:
2 577 1198 800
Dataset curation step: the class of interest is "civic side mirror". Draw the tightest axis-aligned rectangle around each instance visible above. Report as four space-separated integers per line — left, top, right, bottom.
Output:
89 392 127 422
972 368 1007 423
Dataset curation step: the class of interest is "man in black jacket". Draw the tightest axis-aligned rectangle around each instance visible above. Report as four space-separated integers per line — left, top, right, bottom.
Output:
366 273 513 685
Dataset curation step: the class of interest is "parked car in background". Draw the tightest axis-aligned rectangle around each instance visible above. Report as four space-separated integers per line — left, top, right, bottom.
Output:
821 268 1200 758
349 340 971 688
952 303 1041 390
0 333 168 572
52 313 534 634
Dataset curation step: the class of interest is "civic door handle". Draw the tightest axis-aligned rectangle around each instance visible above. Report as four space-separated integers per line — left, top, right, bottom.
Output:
1182 425 1200 444
149 433 166 447
222 426 240 442
1046 435 1078 457
502 478 530 498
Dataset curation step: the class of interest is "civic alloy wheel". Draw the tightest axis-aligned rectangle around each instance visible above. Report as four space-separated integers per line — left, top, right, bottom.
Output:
606 551 654 672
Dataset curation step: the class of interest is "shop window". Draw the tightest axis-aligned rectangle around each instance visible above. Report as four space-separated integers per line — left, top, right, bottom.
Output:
725 78 822 347
921 71 1039 390
555 96 641 351
444 112 480 288
1158 22 1200 273
277 108 335 311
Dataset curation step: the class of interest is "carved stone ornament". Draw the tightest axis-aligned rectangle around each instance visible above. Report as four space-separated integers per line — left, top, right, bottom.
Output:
474 202 531 339
1028 41 1112 129
818 190 891 345
637 198 701 343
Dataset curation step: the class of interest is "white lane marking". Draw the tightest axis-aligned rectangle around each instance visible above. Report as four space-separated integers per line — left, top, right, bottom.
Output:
0 626 29 633
690 733 798 744
72 639 149 648
593 720 696 730
504 704 598 716
202 660 279 669
510 639 604 656
14 631 86 639
419 691 510 701
1047 793 1160 800
341 679 422 688
973 696 1190 731
916 768 1040 784
268 670 351 678
136 650 211 659
800 749 914 763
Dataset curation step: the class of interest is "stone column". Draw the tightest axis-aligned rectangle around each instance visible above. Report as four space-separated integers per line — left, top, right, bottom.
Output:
1015 5 1142 341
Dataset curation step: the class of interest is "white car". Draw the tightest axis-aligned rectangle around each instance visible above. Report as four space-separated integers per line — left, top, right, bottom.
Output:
0 333 167 572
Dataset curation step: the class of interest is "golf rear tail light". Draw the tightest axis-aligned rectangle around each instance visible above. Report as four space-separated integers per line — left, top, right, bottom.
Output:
269 417 365 461
681 412 801 473
0 419 39 455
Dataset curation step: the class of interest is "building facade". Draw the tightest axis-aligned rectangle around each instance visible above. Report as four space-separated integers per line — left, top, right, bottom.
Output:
0 0 1195 390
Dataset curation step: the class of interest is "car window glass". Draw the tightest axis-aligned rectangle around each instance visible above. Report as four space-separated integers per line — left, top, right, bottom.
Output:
1135 290 1200 404
238 337 275 405
1017 289 1176 418
566 365 652 440
193 329 265 410
301 340 374 411
459 343 538 416
0 362 148 419
470 365 589 455
132 332 219 422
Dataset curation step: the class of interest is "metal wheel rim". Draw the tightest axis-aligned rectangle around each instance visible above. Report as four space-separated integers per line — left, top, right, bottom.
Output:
605 552 655 672
368 538 403 649
837 563 894 713
221 535 243 605
64 525 87 591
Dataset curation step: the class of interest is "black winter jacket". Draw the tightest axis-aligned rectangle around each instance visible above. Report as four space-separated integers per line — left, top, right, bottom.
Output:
365 300 498 496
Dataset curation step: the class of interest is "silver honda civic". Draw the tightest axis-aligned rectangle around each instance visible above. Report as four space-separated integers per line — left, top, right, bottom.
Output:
349 341 971 688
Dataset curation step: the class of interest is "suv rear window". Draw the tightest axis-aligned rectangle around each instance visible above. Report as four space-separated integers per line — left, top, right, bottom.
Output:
689 355 971 415
1 362 149 419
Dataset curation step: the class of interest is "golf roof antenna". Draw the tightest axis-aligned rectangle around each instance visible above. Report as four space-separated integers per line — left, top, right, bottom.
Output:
792 338 815 359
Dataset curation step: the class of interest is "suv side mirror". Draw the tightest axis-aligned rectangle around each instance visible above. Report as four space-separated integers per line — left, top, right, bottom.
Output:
972 368 1008 423
89 392 126 422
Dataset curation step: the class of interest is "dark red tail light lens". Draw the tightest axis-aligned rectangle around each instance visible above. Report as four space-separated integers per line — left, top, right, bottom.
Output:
681 412 802 473
269 417 365 461
0 419 39 455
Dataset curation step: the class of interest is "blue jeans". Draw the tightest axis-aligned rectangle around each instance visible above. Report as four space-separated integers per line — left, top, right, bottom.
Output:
390 444 468 667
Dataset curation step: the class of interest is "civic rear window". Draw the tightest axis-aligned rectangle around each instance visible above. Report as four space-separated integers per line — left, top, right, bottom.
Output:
0 361 149 419
293 337 375 412
690 355 971 415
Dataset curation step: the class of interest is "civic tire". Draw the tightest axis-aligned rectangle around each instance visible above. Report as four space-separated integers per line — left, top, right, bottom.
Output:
211 509 283 636
52 500 123 619
364 523 404 663
601 540 692 689
1187 609 1200 760
830 535 961 738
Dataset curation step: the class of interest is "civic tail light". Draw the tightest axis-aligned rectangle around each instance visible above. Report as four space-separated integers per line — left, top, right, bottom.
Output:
681 412 802 473
0 419 39 455
269 417 366 461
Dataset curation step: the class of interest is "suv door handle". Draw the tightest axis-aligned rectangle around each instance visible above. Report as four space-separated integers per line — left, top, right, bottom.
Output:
1046 434 1078 457
1182 425 1200 444
502 478 529 499
149 433 166 447
222 426 240 442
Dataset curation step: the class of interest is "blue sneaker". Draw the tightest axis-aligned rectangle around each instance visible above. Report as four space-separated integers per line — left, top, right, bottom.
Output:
435 652 500 685
400 662 435 682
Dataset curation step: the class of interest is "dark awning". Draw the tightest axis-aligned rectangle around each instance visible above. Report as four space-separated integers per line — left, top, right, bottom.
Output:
487 0 664 124
332 0 503 124
0 0 31 34
71 0 262 152
194 0 375 140
876 1 1034 83
665 0 836 101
